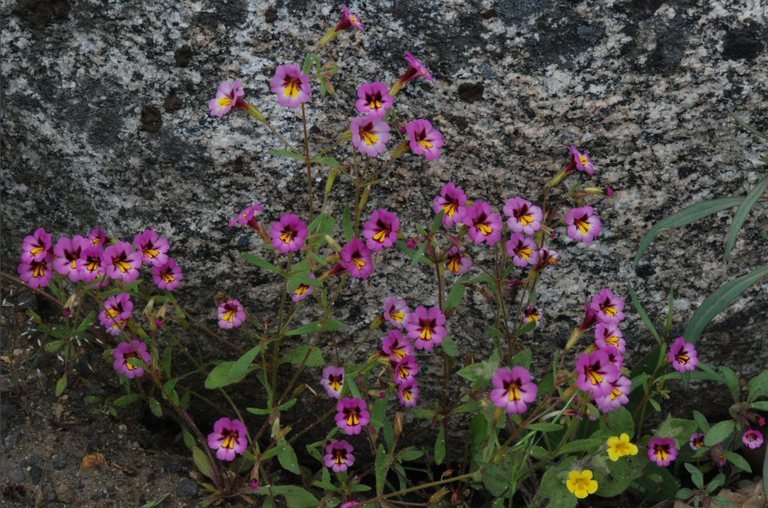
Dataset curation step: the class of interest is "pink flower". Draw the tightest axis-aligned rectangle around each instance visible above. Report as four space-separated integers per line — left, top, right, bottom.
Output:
568 145 596 175
208 80 247 117
576 350 620 397
406 306 447 351
133 229 170 267
668 337 699 372
594 375 631 413
589 288 625 324
17 255 55 288
445 246 472 275
362 209 400 251
53 235 89 282
113 340 151 379
355 82 393 117
21 227 52 262
270 214 308 254
712 445 727 467
647 437 678 467
102 242 142 283
595 323 625 353
397 378 420 407
324 440 355 472
290 273 315 302
350 116 390 157
340 239 374 279
218 299 246 329
229 203 264 228
565 206 601 243
537 247 559 269
432 183 467 228
335 5 365 32
335 397 370 435
383 296 410 329
391 52 434 95
381 329 413 362
393 354 419 385
689 432 705 450
320 366 344 399
99 292 134 336
523 306 542 327
406 119 444 161
77 245 105 283
503 197 543 235
490 367 537 414
270 64 312 109
505 233 539 268
151 257 183 291
88 226 109 248
207 417 248 461
464 201 503 246
742 429 763 449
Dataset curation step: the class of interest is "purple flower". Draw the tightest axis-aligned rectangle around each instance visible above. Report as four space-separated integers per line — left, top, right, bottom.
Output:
134 228 170 267
504 197 543 235
340 239 374 279
270 64 312 109
151 257 183 291
647 437 678 467
576 350 620 397
209 80 247 117
589 288 625 325
350 116 390 157
523 306 542 326
335 397 370 435
270 214 308 254
397 378 420 407
78 245 105 283
391 52 433 95
17 255 55 288
393 354 419 385
537 247 559 269
207 417 248 461
336 5 365 32
21 227 52 262
229 203 264 228
432 183 467 228
601 345 624 370
88 226 109 248
742 429 763 449
712 445 727 467
320 366 344 399
406 119 444 161
102 242 142 283
381 329 414 362
362 209 400 251
689 432 705 450
383 296 410 329
290 273 315 302
406 306 447 351
218 299 246 329
565 206 601 243
595 323 625 353
490 367 538 414
668 337 699 372
113 340 151 379
594 375 631 413
464 201 503 246
505 233 539 268
99 292 134 336
53 235 89 282
446 246 472 275
355 82 393 117
568 145 596 175
324 440 355 472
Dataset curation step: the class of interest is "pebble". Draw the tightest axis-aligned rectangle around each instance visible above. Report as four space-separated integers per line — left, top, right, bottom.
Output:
56 484 77 504
30 465 43 484
52 454 69 470
164 461 182 473
176 478 199 498
9 468 25 483
4 428 22 448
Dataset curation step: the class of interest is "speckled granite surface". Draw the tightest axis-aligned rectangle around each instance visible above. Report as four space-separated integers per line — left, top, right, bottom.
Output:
2 1 767 410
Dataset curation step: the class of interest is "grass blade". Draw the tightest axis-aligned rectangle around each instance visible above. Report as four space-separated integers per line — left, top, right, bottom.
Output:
724 175 768 260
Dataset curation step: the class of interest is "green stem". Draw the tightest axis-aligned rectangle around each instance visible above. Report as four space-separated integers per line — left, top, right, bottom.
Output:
302 103 315 221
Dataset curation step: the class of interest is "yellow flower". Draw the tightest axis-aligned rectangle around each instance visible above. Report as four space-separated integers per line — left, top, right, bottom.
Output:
606 433 639 462
566 469 598 499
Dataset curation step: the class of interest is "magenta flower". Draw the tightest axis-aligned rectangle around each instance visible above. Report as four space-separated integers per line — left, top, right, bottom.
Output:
668 336 699 372
594 375 631 413
391 52 434 95
270 64 312 109
446 246 472 275
565 206 601 243
397 378 420 407
320 366 344 399
21 227 52 262
406 306 447 351
324 440 355 472
523 306 542 326
340 239 374 279
134 229 170 267
464 201 503 246
17 255 55 288
537 247 559 269
102 242 142 283
689 432 705 450
568 145 596 175
88 226 109 248
589 288 625 325
78 245 105 283
383 296 410 329
99 292 134 336
505 233 539 268
504 198 543 235
393 354 419 385
53 235 89 282
209 80 247 117
335 397 370 435
218 299 246 329
207 417 248 461
336 5 365 32
350 116 390 157
381 329 414 362
270 214 308 254
406 119 444 161
648 437 678 467
742 429 763 449
362 209 400 251
432 183 467 228
290 273 315 302
490 367 538 414
576 350 620 397
595 323 625 353
712 445 727 467
229 203 264 228
601 345 624 370
113 340 151 379
151 257 183 291
355 82 393 117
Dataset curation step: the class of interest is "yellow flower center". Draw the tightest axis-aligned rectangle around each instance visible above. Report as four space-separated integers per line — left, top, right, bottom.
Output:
476 223 493 236
575 218 591 234
361 129 379 146
223 309 236 323
284 78 302 98
217 96 233 108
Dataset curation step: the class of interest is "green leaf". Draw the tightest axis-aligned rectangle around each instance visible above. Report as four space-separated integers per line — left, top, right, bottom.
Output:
44 340 65 353
342 206 353 242
724 175 768 259
161 346 172 378
113 394 142 407
684 263 768 343
704 420 735 446
435 424 446 466
634 196 744 267
456 359 499 386
685 463 704 488
279 345 325 367
729 110 768 141
266 485 318 508
511 348 532 370
445 281 466 310
285 319 344 336
528 422 564 433
182 429 196 450
747 370 768 402
204 344 263 389
594 454 644 498
441 336 458 357
75 312 95 333
397 447 424 462
430 210 445 233
556 438 604 456
192 446 215 481
628 285 661 343
722 450 752 473
515 321 537 337
242 253 282 275
148 397 163 417
312 156 342 167
270 148 305 161
719 366 741 401
276 441 301 475
749 401 768 411
308 214 336 236
55 374 67 397
677 488 694 500
707 472 726 493
693 410 710 432
375 445 388 496
604 407 634 437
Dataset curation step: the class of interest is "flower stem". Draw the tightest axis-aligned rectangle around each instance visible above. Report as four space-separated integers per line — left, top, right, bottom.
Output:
301 103 314 221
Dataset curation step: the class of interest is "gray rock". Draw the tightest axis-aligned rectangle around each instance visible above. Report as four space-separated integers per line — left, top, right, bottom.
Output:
9 468 25 483
52 454 69 470
4 428 22 449
29 465 43 484
176 478 199 498
164 461 183 473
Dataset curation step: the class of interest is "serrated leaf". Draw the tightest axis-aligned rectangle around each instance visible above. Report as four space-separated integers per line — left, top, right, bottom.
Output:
242 253 282 275
724 175 768 259
704 420 735 446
